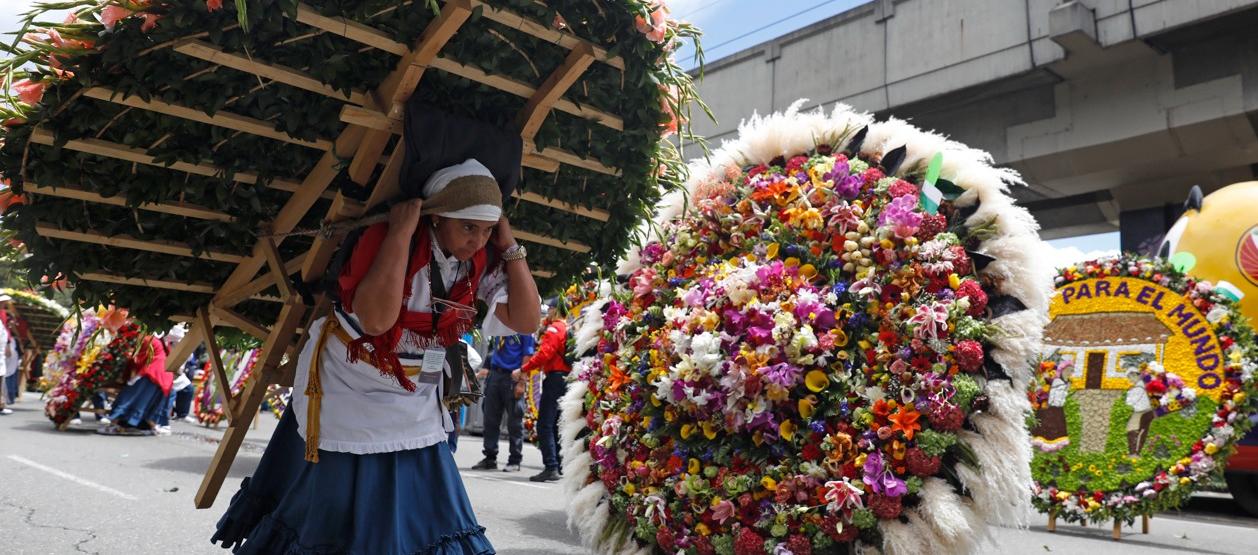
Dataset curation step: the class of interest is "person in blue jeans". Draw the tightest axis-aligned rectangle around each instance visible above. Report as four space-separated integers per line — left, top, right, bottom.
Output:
520 303 570 482
470 333 535 472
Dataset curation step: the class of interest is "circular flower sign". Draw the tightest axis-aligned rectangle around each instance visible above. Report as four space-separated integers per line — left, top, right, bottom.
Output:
1030 255 1258 524
560 105 1051 554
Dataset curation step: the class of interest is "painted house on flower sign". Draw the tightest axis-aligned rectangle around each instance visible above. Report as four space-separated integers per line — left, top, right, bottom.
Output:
1043 312 1173 390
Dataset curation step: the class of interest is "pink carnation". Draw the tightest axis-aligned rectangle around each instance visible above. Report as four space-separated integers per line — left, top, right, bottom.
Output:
955 339 984 372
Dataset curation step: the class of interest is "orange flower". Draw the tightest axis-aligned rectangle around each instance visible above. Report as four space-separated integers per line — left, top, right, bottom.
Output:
888 406 921 440
207 0 224 11
871 398 893 421
607 363 629 394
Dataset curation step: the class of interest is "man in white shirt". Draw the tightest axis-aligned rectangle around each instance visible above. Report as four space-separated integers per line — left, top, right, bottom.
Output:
0 295 13 415
1125 370 1154 456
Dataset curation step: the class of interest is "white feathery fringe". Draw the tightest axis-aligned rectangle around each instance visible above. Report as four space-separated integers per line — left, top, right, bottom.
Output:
956 386 1034 528
568 482 609 537
561 451 593 498
880 514 930 555
919 478 986 553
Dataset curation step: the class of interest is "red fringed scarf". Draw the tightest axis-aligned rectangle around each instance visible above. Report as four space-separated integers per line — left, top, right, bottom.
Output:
338 221 486 391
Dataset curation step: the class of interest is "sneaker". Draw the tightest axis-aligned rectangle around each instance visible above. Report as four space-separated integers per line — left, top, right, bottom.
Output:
529 468 561 482
469 458 497 471
98 416 111 425
69 417 83 425
180 416 198 424
502 463 521 472
0 408 12 415
155 426 172 436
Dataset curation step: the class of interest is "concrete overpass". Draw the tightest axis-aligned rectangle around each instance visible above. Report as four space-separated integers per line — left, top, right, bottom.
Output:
688 0 1258 250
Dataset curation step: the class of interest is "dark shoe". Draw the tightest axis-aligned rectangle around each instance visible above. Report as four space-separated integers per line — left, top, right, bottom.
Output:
529 468 561 482
470 458 497 471
502 463 521 472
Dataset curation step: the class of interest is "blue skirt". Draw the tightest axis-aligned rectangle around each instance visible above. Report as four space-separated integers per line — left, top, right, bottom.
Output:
212 409 494 555
109 378 169 429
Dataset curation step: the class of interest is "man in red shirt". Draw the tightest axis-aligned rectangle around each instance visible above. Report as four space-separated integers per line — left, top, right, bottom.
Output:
522 301 570 482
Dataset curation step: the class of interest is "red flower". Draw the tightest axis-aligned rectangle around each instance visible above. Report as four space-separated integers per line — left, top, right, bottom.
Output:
888 180 917 198
868 493 902 519
206 0 224 10
956 280 987 316
784 535 812 555
905 447 941 476
785 155 809 173
929 403 965 431
656 526 676 551
693 535 715 555
1145 380 1167 396
802 441 823 462
734 527 765 555
917 213 947 239
949 246 973 275
954 340 984 372
747 164 768 178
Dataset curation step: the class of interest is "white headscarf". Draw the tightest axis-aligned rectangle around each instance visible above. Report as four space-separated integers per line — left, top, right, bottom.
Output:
421 159 502 222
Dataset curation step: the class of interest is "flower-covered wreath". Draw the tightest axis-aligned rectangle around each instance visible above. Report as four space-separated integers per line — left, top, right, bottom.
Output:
559 103 1052 554
1030 255 1258 525
194 348 260 426
39 310 103 392
44 322 146 429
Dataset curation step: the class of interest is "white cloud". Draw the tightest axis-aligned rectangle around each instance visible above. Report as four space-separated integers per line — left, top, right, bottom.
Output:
1043 245 1119 270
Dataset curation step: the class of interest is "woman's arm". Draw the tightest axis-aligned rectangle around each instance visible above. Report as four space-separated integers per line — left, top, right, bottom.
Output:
491 217 541 334
354 199 423 336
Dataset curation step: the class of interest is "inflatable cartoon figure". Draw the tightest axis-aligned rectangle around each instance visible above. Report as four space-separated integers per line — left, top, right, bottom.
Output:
1160 182 1258 322
1160 182 1258 517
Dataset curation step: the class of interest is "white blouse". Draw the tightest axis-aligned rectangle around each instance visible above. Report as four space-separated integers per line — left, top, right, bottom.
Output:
292 234 511 454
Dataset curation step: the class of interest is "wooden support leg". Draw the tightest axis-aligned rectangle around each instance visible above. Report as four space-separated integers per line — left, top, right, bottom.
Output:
1142 514 1149 534
1112 519 1121 540
1047 512 1057 533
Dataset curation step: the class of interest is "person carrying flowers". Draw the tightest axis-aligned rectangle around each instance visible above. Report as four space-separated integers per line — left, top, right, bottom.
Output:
212 159 540 555
97 327 174 436
520 300 571 482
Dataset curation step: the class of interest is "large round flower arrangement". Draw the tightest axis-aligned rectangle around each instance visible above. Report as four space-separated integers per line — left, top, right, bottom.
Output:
39 310 103 392
194 348 260 426
1029 255 1258 524
45 321 145 429
559 104 1051 554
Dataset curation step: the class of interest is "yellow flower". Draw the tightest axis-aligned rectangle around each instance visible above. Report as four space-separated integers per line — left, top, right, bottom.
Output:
1235 392 1247 404
1056 491 1071 501
784 257 801 268
780 419 798 442
1180 477 1192 486
766 243 780 259
948 273 961 290
1205 443 1219 455
624 483 636 495
761 476 778 491
688 458 701 475
799 395 817 419
680 423 694 439
696 523 711 536
799 264 817 279
833 329 849 347
805 370 830 393
702 421 719 440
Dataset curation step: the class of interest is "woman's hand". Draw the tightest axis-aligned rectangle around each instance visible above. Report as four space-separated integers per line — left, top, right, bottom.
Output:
491 216 517 252
386 198 424 240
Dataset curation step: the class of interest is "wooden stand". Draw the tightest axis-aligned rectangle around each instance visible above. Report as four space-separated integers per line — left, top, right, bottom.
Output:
1045 513 1150 540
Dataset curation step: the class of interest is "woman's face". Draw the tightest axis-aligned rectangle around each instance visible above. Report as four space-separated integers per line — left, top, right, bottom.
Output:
433 216 495 261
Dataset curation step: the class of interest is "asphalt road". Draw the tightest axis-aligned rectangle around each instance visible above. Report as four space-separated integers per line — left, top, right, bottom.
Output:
2 396 1257 555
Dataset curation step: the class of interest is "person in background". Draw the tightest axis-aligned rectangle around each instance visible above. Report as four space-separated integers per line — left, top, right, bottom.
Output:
97 330 173 436
0 295 13 415
169 341 202 424
470 332 535 472
521 301 570 482
447 332 483 453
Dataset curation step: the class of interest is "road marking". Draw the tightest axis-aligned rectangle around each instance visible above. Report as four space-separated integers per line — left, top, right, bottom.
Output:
6 455 138 501
462 473 551 490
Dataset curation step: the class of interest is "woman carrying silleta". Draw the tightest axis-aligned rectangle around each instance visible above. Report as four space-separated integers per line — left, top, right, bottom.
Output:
213 159 540 555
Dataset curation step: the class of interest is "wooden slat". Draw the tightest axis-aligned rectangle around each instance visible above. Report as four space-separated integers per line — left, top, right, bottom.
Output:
292 4 623 131
531 143 620 176
532 269 555 279
80 272 216 294
210 126 366 307
216 253 307 309
198 307 235 418
522 153 560 173
35 224 245 263
25 181 234 222
429 57 623 131
463 0 625 70
173 40 368 105
28 129 312 195
376 0 472 120
164 317 206 374
210 306 270 341
514 229 590 253
347 128 391 186
261 238 296 301
364 139 406 211
517 43 595 142
512 190 608 221
83 87 332 150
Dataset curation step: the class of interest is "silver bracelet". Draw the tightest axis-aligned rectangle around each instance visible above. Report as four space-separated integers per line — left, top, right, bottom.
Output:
501 244 527 262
